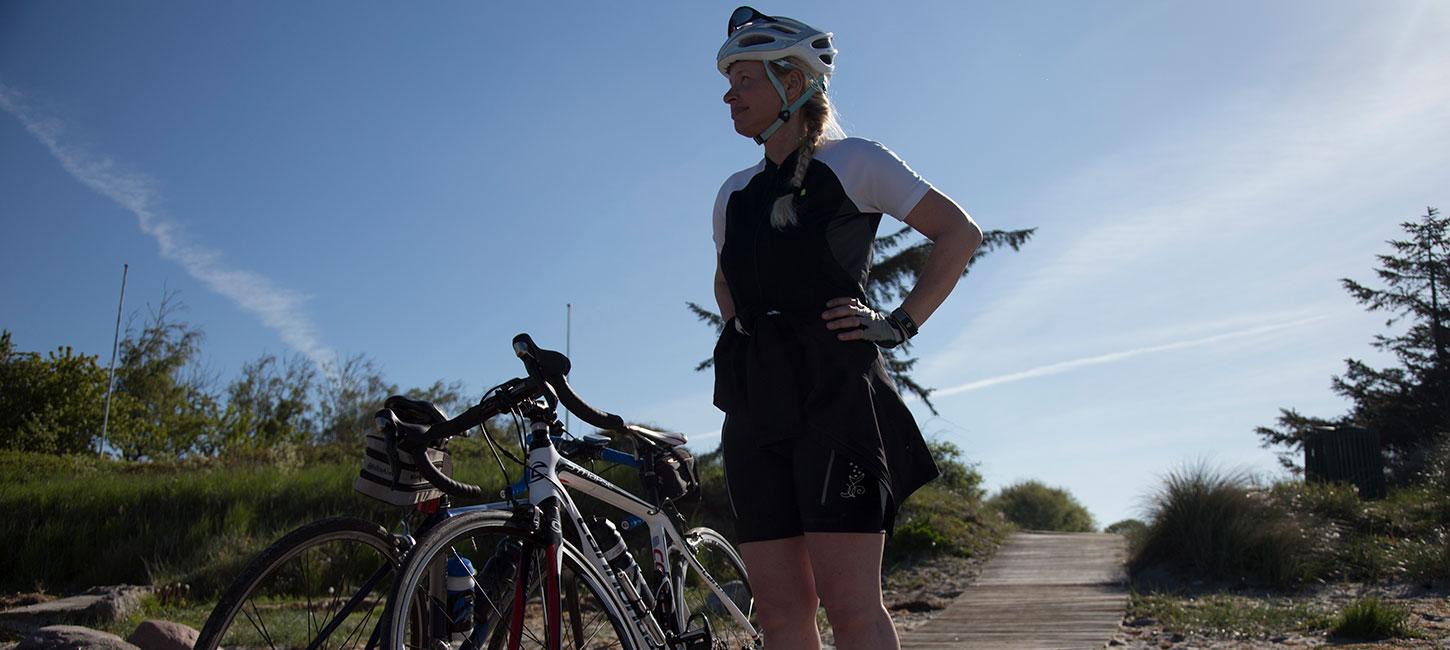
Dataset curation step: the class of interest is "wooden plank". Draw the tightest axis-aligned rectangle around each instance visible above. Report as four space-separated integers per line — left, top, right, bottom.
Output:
897 532 1128 649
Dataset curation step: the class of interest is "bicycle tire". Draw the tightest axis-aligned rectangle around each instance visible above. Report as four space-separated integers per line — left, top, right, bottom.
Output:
383 509 639 650
675 527 758 649
195 516 400 650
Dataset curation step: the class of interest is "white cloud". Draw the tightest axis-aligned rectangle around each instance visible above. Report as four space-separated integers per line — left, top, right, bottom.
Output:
924 314 1328 399
0 81 336 372
926 4 1450 379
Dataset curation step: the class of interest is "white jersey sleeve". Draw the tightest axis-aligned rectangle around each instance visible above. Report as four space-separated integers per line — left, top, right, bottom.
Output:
816 138 933 222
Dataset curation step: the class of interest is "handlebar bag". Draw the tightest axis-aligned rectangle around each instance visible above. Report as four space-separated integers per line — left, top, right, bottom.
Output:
354 401 454 506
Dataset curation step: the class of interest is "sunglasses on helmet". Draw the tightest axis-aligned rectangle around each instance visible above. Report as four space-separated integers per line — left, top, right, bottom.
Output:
728 6 774 36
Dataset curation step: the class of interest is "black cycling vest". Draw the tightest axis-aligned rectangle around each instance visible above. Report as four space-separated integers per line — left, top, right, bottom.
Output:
711 146 939 531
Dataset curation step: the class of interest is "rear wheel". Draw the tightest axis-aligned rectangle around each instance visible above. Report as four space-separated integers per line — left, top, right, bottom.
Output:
195 516 399 650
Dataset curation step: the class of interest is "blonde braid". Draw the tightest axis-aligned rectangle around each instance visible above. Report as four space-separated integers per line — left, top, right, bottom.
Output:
770 59 832 230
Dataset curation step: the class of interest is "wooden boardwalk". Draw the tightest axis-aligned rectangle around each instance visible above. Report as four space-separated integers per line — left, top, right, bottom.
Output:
898 532 1129 649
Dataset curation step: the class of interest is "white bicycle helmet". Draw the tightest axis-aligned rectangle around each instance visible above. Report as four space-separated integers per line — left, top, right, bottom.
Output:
717 6 836 144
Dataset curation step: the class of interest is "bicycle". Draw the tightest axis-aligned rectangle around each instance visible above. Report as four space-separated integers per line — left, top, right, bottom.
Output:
194 333 757 649
381 333 759 649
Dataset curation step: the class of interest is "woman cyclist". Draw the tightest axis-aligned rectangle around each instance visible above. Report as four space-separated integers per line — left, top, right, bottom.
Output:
711 7 984 649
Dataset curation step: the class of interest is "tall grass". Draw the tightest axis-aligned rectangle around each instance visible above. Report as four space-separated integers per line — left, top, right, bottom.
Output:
1329 597 1417 640
4 436 1006 598
1130 463 1328 588
0 445 512 597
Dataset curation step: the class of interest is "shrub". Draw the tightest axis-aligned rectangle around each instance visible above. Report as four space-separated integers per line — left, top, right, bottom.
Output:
1329 597 1415 640
986 480 1095 532
1105 518 1148 550
1130 463 1328 588
884 439 1008 563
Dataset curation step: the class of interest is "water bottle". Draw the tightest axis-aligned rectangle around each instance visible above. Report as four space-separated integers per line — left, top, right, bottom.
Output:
446 555 476 634
593 516 652 609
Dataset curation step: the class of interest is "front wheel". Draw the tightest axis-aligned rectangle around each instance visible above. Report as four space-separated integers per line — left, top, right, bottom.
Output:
675 527 758 649
195 516 399 650
384 510 639 650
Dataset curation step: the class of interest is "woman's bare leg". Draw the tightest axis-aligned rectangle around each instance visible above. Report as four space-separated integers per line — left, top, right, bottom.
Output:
739 536 821 649
804 532 897 650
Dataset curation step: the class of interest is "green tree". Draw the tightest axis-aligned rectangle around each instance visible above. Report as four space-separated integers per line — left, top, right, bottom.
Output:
205 352 317 454
0 331 109 454
689 225 1034 413
317 353 394 446
987 479 1096 532
1257 207 1450 481
105 294 220 460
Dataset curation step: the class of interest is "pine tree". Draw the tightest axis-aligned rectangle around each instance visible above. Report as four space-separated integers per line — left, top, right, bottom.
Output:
1257 207 1450 481
689 225 1035 414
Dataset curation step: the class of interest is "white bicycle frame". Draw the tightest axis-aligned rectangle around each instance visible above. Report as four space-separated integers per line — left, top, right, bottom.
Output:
453 419 759 649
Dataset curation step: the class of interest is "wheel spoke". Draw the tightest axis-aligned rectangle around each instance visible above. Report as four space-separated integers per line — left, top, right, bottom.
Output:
196 519 397 650
243 600 278 650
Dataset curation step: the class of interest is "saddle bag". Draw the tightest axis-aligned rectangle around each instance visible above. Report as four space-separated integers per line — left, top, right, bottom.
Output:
650 447 699 503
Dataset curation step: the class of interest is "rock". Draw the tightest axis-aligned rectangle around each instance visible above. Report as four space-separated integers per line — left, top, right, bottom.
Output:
0 587 148 635
16 625 139 650
125 620 197 650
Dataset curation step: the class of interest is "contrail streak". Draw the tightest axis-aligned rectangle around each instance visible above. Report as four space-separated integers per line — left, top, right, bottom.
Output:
0 81 335 372
929 315 1329 398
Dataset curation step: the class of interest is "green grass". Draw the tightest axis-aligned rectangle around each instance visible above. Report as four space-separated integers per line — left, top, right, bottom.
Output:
4 436 1006 601
1329 597 1418 641
0 446 512 597
1130 592 1334 639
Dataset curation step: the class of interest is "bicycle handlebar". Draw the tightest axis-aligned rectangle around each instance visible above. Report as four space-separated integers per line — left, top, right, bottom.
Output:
512 333 627 431
389 333 635 500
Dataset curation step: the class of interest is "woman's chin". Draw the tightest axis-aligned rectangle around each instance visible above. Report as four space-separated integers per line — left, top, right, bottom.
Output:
731 116 763 139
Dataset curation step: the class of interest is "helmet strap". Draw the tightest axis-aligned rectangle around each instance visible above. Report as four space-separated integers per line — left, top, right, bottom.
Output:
754 63 825 145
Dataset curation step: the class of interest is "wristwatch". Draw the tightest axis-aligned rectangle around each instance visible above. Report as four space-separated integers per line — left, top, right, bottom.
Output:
889 307 919 339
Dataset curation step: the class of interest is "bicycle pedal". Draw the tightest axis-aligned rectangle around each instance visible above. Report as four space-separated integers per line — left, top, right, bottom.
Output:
673 628 713 650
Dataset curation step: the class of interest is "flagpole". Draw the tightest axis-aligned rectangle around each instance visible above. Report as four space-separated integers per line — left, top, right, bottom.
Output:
565 303 572 432
101 263 128 456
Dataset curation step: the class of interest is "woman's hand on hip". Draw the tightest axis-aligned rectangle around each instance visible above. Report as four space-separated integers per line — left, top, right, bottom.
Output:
822 297 906 347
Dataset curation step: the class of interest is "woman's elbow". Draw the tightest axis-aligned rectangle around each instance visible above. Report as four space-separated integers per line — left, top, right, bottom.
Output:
953 214 983 261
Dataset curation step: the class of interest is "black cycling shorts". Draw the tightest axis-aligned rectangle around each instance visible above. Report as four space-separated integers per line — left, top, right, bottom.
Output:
721 415 888 543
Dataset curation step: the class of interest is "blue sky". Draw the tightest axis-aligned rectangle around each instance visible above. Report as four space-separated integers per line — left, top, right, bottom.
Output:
3 1 1448 527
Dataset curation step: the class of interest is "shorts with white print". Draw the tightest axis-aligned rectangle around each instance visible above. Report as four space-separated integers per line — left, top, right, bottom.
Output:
721 415 889 543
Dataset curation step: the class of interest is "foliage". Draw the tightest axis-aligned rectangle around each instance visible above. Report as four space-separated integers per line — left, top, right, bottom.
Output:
1130 463 1328 589
986 479 1096 532
1258 207 1450 483
885 438 1008 563
1268 480 1450 584
206 353 317 455
316 352 469 447
0 331 109 455
1129 592 1333 639
103 294 220 460
689 225 1035 414
0 446 514 596
1106 518 1149 549
1329 597 1417 640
